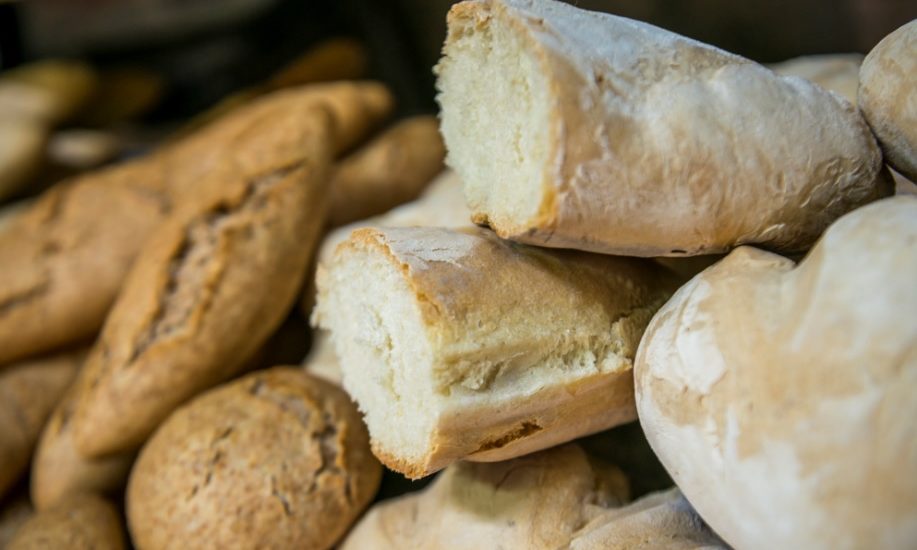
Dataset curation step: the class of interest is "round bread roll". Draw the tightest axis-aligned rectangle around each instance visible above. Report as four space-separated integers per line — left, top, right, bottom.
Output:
635 196 917 549
859 20 917 181
7 494 125 550
127 367 382 550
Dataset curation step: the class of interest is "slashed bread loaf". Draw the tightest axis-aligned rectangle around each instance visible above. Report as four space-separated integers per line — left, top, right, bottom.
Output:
436 0 890 257
314 225 676 477
859 20 917 182
635 196 917 549
127 367 381 550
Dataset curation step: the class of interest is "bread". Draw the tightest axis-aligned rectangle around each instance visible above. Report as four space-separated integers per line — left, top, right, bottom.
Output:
302 330 344 385
7 494 125 550
70 107 334 458
0 118 46 200
314 225 676 477
0 349 82 499
768 53 862 104
342 444 629 549
436 0 890 257
0 82 391 366
635 196 917 549
568 488 727 549
328 115 446 226
859 20 917 182
0 493 33 549
267 38 368 90
0 60 97 124
30 383 134 511
127 367 381 550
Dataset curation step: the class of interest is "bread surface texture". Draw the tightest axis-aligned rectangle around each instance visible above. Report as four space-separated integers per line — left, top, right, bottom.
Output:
635 196 917 549
768 53 862 104
859 20 917 181
7 494 125 550
436 0 890 256
315 225 675 477
127 367 381 550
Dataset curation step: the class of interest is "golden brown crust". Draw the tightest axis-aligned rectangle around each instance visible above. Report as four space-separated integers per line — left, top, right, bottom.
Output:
127 367 381 550
328 116 445 226
71 108 334 457
7 494 125 550
0 349 82 499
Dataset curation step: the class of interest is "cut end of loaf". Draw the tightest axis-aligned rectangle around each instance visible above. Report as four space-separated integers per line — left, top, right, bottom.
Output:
436 0 555 235
314 230 438 474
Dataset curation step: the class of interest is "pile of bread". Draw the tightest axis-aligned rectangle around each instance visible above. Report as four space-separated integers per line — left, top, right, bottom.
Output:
0 1 914 548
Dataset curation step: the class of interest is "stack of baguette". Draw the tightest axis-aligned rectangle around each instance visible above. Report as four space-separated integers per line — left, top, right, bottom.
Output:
0 0 915 548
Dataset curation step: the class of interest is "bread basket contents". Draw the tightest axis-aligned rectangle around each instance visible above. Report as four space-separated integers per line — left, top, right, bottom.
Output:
635 196 917 549
436 0 891 257
6 493 125 550
314 225 677 477
127 367 381 550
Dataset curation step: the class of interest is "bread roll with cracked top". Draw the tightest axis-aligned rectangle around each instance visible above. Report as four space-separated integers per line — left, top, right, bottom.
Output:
635 196 917 549
127 367 381 550
314 225 676 478
436 0 890 257
859 20 917 182
7 494 124 550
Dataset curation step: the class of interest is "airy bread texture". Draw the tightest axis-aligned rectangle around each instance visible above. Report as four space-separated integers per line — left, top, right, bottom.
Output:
0 349 82 499
436 0 890 257
859 20 917 182
127 367 381 550
635 196 917 549
314 226 675 477
341 444 630 549
7 494 124 550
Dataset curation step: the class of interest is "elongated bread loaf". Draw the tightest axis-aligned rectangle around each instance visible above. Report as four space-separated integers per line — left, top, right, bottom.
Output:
70 108 334 458
436 0 890 257
314 226 676 477
859 21 917 182
635 196 917 549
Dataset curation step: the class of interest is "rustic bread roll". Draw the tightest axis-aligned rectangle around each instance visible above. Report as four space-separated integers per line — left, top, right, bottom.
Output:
342 444 629 549
0 82 391 366
328 115 446 226
31 384 134 511
436 0 890 257
0 118 46 200
769 53 862 104
7 494 124 550
568 488 727 550
70 108 334 458
635 196 917 549
0 349 82 499
127 367 381 550
859 20 917 182
314 226 676 478
0 60 97 124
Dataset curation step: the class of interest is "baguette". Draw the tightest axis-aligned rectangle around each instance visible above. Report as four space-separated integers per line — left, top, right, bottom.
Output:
859 21 917 182
436 0 890 257
635 196 917 549
7 494 124 550
314 226 676 477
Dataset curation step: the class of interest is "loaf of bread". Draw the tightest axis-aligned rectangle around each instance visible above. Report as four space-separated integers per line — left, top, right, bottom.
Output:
0 60 97 124
328 115 446 226
31 383 134 511
859 21 917 182
70 107 334 457
7 494 125 550
314 225 676 477
0 118 46 200
127 367 381 550
0 349 82 499
342 444 629 549
0 82 392 366
436 0 890 257
768 53 862 104
635 196 917 549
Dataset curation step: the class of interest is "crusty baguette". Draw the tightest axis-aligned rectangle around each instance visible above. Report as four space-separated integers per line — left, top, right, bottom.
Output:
7 494 124 550
0 349 82 499
314 226 676 477
328 115 446 226
635 196 917 549
436 0 890 257
859 20 917 182
341 444 630 549
768 53 862 104
127 367 381 550
70 107 334 458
